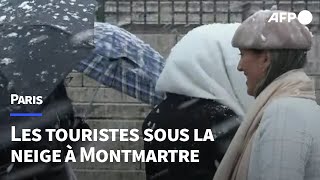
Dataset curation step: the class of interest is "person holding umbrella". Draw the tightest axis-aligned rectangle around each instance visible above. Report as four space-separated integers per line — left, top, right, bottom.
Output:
213 10 320 180
0 0 95 178
76 22 166 106
0 80 82 180
142 23 253 180
0 24 93 180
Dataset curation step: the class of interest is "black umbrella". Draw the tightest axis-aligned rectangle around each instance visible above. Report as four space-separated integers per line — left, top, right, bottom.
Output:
0 24 94 174
0 0 95 34
0 24 94 99
0 0 95 98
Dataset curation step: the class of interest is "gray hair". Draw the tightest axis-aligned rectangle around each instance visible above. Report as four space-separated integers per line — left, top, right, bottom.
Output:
254 49 308 97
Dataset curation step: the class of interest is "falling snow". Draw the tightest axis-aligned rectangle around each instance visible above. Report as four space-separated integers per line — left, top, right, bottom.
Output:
7 80 14 91
18 1 33 10
40 76 46 82
29 35 49 45
6 32 18 37
13 72 22 76
151 123 156 130
25 32 31 36
0 58 14 65
260 34 266 41
54 25 67 30
3 7 13 13
0 15 6 23
41 70 49 75
63 15 70 21
177 99 200 109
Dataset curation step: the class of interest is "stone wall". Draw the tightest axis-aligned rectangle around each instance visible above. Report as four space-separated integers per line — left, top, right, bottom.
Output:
66 73 148 180
104 0 320 27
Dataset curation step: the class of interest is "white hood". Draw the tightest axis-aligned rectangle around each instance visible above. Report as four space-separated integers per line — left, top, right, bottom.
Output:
155 23 253 118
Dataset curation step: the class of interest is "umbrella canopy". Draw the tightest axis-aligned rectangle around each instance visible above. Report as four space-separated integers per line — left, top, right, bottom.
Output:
0 24 93 171
0 24 94 99
76 22 166 106
0 0 95 34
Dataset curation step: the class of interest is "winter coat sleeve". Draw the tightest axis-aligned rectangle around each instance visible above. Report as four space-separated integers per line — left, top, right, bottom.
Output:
248 98 313 180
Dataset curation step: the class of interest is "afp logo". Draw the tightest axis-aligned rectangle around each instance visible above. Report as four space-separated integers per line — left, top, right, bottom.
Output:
268 10 313 25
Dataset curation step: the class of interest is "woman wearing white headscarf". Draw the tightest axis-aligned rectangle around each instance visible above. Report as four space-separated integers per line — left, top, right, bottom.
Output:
142 23 252 180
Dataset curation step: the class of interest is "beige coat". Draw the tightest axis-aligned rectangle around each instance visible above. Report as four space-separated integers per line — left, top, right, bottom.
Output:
213 69 319 180
248 96 320 180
